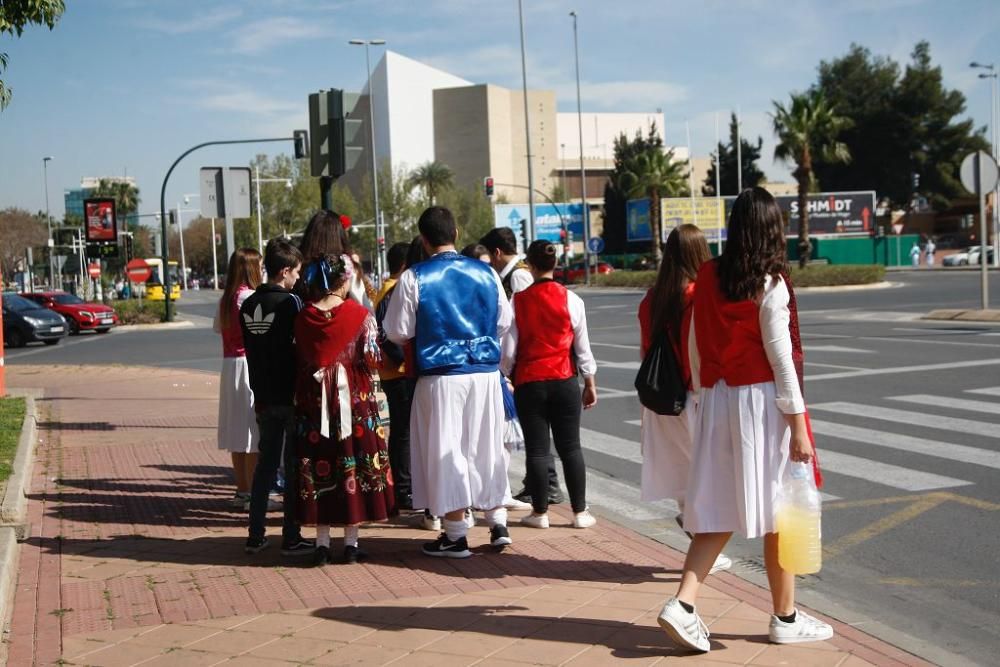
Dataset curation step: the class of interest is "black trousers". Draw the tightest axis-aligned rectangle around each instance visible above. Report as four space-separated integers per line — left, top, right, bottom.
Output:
514 377 587 514
249 406 299 542
382 377 414 502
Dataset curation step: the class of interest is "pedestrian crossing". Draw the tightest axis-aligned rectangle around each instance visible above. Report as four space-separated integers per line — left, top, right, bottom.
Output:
558 386 1000 523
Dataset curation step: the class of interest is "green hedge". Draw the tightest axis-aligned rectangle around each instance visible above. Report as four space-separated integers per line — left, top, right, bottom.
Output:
591 264 885 289
112 299 167 324
0 397 26 486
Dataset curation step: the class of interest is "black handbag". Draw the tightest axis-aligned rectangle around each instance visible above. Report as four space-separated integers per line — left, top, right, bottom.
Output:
634 333 687 415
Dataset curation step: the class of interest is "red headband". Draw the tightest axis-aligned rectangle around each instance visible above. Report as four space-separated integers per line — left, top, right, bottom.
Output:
339 214 351 230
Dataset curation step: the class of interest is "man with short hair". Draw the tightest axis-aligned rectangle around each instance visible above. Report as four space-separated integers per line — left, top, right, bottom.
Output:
241 238 313 557
385 207 514 557
480 226 565 507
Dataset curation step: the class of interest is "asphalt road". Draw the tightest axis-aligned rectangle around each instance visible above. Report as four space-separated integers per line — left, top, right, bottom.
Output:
6 269 1000 665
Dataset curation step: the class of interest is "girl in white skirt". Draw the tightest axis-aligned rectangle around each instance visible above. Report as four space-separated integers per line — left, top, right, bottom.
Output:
215 248 263 508
657 188 832 653
637 224 730 573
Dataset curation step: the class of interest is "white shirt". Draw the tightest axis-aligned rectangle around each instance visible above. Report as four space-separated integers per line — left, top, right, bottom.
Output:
501 287 597 378
383 253 513 347
688 275 805 415
499 255 534 294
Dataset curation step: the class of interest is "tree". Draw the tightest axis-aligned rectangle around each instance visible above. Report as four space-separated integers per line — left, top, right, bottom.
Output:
1 0 65 110
772 90 851 267
0 207 48 283
702 112 765 196
812 42 988 210
407 161 454 206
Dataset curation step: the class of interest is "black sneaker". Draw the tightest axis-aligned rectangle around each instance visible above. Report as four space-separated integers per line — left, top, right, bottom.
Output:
490 524 513 549
313 545 331 567
244 536 269 554
513 488 532 504
281 538 316 557
547 489 565 504
344 545 369 564
422 533 471 558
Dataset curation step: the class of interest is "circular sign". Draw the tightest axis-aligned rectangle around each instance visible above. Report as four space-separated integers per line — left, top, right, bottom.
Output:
587 236 605 254
125 258 152 283
88 263 101 279
960 151 1000 194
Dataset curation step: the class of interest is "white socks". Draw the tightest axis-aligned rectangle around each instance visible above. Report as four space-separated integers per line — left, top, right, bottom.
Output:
484 507 508 528
316 525 331 548
344 525 359 548
444 519 467 542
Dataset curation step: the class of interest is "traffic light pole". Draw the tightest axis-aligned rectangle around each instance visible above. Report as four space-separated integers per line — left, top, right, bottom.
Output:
160 136 298 322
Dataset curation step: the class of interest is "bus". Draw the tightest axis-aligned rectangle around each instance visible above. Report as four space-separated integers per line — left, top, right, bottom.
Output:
144 258 181 301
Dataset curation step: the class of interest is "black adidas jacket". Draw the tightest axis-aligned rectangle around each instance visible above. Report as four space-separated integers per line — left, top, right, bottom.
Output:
239 284 303 411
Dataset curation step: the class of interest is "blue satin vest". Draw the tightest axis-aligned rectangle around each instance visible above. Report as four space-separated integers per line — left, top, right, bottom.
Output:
413 251 501 376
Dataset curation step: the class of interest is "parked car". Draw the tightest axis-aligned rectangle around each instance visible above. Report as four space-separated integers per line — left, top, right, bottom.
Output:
968 247 995 266
553 261 615 283
2 292 68 347
943 247 975 266
20 291 118 335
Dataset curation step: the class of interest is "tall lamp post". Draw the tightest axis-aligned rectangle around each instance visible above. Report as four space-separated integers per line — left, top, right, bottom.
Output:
349 38 387 279
569 10 591 284
518 0 536 243
42 156 54 287
971 61 999 267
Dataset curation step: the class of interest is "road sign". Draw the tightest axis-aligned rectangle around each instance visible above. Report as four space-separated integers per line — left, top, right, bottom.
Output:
960 151 999 194
199 167 252 219
893 222 904 235
88 263 101 279
588 236 605 254
126 259 152 283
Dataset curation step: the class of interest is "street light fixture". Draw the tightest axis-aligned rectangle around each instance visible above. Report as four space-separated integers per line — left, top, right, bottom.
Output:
42 156 54 287
349 38 387 279
971 62 999 267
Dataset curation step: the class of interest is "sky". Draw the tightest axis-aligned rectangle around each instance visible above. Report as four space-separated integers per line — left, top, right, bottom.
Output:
1 0 998 221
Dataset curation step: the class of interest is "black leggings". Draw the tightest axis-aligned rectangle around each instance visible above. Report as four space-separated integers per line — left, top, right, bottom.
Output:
514 377 587 514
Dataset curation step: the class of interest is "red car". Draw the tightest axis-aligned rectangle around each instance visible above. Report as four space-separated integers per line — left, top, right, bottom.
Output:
20 291 118 335
553 261 615 283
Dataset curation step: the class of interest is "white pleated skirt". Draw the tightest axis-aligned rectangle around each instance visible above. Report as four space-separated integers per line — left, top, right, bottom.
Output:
639 394 696 505
410 372 508 516
684 380 790 539
217 357 259 454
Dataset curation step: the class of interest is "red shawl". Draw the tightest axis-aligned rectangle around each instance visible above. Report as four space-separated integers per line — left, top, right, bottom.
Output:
295 299 370 368
782 271 824 488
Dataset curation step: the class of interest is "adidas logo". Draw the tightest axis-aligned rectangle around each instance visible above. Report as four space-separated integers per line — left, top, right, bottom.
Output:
243 304 274 335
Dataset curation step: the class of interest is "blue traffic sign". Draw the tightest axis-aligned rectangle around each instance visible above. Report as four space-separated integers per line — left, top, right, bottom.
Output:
588 236 605 254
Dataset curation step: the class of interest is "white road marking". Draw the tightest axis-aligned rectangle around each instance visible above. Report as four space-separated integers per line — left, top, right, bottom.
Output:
625 419 642 426
592 304 634 310
801 333 854 339
891 327 992 335
805 362 868 371
596 387 636 399
888 394 1000 416
811 420 1000 470
596 360 641 370
817 450 972 491
591 342 640 350
807 358 1000 381
967 387 1000 397
804 345 873 354
860 336 1000 349
810 402 999 438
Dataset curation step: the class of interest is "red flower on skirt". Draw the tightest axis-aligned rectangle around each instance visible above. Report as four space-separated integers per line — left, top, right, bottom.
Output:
308 430 320 444
314 459 331 477
353 424 364 438
345 477 357 494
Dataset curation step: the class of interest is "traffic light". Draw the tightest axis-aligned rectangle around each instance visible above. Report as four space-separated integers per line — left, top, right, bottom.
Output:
484 176 494 197
123 234 134 262
912 172 920 190
519 219 528 253
309 89 365 178
293 130 309 160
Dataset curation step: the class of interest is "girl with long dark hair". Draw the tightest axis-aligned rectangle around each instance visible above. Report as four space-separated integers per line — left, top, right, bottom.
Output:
299 210 377 309
656 188 831 652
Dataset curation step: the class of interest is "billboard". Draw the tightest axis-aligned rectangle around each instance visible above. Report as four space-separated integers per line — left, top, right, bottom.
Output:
493 203 585 250
84 198 117 243
721 191 876 236
625 198 652 242
661 198 726 242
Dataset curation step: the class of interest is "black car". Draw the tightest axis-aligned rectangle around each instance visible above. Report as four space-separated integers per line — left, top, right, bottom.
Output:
2 292 68 347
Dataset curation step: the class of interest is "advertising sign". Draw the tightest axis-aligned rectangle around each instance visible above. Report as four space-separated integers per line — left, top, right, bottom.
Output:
661 198 726 241
493 203 584 250
83 198 117 243
625 198 652 242
720 191 876 236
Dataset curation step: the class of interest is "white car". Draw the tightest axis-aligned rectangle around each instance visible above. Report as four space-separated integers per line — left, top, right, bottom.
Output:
968 246 995 266
943 247 974 266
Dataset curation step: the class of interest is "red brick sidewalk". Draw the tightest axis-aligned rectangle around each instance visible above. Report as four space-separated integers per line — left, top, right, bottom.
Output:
2 365 932 666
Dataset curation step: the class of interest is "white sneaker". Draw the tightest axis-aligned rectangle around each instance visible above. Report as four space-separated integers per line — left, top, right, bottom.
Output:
464 509 477 529
520 513 549 529
710 553 732 573
656 597 710 653
422 515 441 532
768 609 834 644
504 497 533 511
573 510 597 529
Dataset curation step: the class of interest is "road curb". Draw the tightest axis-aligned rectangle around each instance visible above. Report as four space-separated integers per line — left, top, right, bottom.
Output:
0 388 41 647
923 308 1000 323
111 320 196 333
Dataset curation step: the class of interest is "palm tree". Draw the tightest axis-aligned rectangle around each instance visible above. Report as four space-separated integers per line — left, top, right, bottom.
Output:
407 161 454 206
772 90 851 268
617 148 689 261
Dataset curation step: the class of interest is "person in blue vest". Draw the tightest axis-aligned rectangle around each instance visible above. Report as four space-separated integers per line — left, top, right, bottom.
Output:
384 207 514 557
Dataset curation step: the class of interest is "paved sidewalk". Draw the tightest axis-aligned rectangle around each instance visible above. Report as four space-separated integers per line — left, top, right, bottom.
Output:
3 365 932 666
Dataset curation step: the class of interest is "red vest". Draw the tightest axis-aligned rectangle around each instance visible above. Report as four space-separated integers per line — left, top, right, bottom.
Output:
693 260 774 389
512 280 575 385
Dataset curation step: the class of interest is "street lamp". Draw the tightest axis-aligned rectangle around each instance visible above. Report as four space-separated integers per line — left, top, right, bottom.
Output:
971 62 999 267
42 156 54 287
253 168 293 255
518 1 536 243
569 10 591 284
349 38 387 279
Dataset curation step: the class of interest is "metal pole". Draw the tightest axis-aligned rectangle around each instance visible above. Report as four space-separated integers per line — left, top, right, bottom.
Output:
176 204 188 290
255 165 264 254
43 157 53 288
736 106 743 193
686 121 697 230
992 74 999 268
210 217 219 290
714 112 722 256
363 42 385 280
977 153 989 309
571 10 591 285
518 0 536 242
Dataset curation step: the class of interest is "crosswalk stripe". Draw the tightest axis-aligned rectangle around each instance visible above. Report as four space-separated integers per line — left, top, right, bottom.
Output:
810 402 998 438
967 386 1000 397
625 419 641 426
817 450 971 491
888 394 1000 416
597 359 641 370
804 345 873 354
811 419 1000 470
